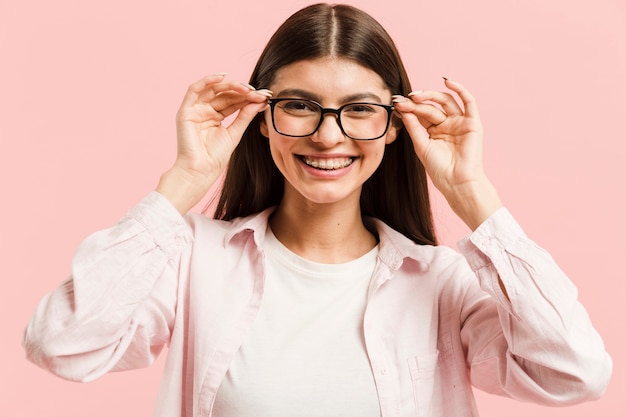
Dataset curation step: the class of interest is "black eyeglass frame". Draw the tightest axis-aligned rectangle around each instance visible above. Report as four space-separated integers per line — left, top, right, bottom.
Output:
267 98 395 141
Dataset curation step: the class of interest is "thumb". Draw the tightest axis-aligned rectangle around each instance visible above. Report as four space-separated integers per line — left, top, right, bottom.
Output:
227 100 269 142
400 112 431 161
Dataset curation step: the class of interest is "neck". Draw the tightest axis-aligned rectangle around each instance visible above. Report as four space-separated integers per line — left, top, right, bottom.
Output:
269 189 377 264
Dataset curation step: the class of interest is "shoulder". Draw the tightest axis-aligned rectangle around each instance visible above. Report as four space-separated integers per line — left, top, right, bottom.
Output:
185 207 275 248
372 219 481 309
372 218 479 294
372 218 464 271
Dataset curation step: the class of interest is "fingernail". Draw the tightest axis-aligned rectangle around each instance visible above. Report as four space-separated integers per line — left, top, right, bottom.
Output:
392 95 409 103
408 90 424 96
240 82 256 90
256 89 273 97
213 72 228 76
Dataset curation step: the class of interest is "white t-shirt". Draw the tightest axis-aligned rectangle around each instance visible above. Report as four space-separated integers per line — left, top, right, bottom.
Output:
212 226 381 417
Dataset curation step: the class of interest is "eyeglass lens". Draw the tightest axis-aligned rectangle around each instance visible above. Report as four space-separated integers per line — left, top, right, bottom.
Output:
272 99 391 140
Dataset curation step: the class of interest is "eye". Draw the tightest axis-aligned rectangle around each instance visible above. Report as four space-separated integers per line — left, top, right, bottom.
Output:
278 99 319 115
343 103 379 118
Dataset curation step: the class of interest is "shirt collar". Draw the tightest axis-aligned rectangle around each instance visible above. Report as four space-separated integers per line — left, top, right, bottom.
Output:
223 208 431 273
369 218 431 272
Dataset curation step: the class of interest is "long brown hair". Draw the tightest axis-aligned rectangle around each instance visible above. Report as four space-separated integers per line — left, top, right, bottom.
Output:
214 3 437 246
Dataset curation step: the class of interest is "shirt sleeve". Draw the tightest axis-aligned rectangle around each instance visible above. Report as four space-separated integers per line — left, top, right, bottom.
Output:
456 207 612 405
23 192 192 382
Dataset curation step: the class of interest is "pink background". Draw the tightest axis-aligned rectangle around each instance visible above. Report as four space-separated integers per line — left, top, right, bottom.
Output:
1 0 624 415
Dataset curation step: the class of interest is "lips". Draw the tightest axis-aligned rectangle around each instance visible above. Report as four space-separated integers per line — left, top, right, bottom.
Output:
300 155 355 170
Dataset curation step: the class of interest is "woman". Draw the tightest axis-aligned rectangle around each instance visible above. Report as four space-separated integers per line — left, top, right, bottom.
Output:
23 3 611 417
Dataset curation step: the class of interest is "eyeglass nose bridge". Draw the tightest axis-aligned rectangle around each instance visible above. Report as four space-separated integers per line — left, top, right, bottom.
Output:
319 107 342 118
314 106 346 135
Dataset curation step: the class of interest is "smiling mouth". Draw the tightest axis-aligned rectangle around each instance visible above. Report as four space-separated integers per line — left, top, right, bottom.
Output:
299 156 355 170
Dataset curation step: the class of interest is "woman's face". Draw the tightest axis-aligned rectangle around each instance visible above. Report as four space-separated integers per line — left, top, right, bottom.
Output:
261 57 398 208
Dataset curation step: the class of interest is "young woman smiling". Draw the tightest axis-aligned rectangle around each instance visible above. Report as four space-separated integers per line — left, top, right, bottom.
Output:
24 3 611 417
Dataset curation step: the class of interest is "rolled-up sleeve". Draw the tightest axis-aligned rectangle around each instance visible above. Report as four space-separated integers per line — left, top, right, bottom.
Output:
23 192 192 382
457 207 612 405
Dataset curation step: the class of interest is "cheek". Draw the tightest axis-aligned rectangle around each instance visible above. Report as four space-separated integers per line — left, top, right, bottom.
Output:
366 145 386 163
365 146 388 174
267 138 291 174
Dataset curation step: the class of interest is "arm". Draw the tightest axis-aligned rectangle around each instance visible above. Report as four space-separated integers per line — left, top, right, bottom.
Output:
458 208 612 404
23 192 188 382
393 80 611 402
23 75 271 381
157 74 271 215
392 78 501 231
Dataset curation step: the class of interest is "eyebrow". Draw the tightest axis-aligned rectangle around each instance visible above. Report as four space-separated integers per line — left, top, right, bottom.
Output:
275 88 385 104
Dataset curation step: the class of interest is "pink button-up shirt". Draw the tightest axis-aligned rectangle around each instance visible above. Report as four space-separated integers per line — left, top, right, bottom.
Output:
23 192 612 416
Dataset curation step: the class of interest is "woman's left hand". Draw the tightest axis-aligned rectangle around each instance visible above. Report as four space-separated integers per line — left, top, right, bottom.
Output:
392 78 502 230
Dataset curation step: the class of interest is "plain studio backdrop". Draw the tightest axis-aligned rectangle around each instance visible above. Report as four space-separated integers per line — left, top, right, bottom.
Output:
1 0 624 416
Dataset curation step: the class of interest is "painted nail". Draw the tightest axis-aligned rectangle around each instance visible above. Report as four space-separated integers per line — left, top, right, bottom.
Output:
240 82 256 90
255 89 273 97
392 95 409 103
213 72 228 76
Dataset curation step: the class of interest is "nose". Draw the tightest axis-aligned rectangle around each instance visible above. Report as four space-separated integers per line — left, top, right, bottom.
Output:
311 113 345 147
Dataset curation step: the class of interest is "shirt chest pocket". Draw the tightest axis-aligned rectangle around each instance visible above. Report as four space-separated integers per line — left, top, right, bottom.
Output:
408 351 440 416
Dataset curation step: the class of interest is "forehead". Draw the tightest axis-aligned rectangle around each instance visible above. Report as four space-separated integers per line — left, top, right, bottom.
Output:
271 57 390 100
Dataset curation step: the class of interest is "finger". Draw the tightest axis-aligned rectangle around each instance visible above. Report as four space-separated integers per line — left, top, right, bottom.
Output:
227 101 269 140
396 110 433 161
218 90 273 119
181 75 255 111
179 74 230 108
196 81 256 106
443 78 480 119
209 89 271 114
408 90 463 116
178 76 268 124
393 96 447 128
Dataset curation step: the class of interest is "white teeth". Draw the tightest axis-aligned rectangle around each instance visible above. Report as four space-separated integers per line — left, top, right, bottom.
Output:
303 157 353 170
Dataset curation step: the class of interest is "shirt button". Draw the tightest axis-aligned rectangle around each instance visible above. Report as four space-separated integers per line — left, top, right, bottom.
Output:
380 368 388 375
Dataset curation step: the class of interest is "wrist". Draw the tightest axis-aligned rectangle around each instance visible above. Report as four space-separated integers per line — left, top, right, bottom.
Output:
156 166 217 215
446 177 503 231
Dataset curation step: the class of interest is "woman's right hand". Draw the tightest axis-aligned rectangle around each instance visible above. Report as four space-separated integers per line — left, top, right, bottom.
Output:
156 74 272 215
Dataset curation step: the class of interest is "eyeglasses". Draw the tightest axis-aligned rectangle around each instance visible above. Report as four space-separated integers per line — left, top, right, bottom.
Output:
267 98 394 141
